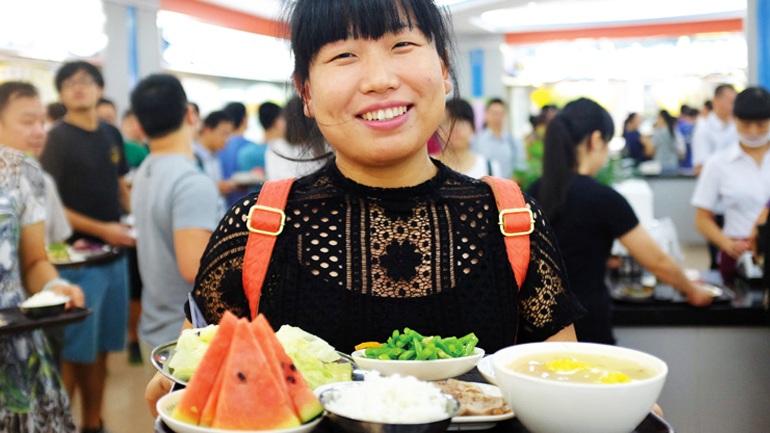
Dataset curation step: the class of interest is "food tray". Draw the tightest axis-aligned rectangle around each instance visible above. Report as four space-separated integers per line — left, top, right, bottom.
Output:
155 411 673 433
0 306 91 335
49 244 121 268
611 283 734 304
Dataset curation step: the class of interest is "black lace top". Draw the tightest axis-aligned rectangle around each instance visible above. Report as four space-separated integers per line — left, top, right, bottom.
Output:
186 160 584 353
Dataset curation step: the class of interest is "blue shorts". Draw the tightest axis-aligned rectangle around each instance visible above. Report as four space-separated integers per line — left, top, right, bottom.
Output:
60 255 129 364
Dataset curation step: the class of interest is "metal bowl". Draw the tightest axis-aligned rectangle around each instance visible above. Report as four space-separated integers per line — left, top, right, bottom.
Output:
318 382 461 433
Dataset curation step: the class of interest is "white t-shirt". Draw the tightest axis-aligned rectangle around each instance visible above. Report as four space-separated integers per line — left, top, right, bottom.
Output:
464 154 502 179
691 112 737 168
691 143 770 238
265 139 326 181
42 172 72 244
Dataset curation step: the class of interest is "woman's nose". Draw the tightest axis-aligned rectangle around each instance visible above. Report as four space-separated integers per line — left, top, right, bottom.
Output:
359 55 400 94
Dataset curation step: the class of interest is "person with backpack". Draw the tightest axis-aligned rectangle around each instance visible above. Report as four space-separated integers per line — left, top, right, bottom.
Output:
528 98 713 345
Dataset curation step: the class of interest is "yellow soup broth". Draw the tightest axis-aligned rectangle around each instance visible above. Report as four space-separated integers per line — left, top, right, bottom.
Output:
507 352 656 384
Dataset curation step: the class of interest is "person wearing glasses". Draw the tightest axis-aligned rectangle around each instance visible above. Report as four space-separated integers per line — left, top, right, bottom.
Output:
39 61 134 433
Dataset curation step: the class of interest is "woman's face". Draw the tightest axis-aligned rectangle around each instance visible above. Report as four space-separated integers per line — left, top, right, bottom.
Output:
447 118 473 151
301 27 451 171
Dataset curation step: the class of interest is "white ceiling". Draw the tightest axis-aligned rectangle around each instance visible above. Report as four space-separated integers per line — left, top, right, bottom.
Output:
198 0 746 37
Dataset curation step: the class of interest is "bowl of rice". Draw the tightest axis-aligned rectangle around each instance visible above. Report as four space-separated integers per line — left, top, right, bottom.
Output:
19 291 70 319
318 374 460 433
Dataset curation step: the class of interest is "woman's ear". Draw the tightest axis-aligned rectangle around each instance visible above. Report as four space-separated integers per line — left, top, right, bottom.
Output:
294 75 315 118
442 54 452 95
588 130 604 151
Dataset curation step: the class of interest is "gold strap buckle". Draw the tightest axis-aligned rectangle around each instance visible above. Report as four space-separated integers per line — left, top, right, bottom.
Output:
246 205 286 236
499 208 534 237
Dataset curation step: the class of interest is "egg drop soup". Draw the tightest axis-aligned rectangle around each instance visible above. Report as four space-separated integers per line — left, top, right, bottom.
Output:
507 352 657 384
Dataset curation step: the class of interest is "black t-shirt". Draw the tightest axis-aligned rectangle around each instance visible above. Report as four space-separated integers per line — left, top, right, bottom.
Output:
40 119 128 242
529 175 638 344
186 160 585 353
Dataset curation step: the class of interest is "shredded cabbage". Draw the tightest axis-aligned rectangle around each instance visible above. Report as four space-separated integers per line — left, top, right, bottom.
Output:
275 325 353 389
168 324 218 381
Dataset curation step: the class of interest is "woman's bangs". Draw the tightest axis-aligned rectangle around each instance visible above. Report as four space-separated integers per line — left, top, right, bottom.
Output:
293 0 445 66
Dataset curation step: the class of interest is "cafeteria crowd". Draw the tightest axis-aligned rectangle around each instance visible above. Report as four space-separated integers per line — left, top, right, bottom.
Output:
1 33 769 433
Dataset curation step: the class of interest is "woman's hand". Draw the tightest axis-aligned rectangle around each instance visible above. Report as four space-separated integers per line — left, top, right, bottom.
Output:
146 372 174 418
684 282 714 307
722 238 750 260
652 403 664 418
50 284 85 309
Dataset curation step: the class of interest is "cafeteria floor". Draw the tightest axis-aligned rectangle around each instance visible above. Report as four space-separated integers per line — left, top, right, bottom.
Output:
85 243 711 433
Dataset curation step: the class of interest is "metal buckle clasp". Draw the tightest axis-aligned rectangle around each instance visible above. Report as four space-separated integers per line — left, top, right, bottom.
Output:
499 208 534 237
246 205 286 236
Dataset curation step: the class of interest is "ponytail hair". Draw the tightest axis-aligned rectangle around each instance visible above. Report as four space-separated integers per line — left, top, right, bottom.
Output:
539 98 614 222
659 109 677 138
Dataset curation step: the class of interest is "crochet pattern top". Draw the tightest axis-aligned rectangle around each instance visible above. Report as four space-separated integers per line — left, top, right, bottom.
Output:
187 160 584 352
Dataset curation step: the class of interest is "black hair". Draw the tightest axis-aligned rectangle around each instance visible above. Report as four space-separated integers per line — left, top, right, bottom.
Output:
0 81 38 117
530 104 558 129
704 100 713 111
733 86 770 121
258 102 283 130
189 102 200 116
47 102 67 121
689 108 700 117
623 113 638 135
486 98 505 109
203 110 234 130
714 84 736 99
223 102 246 129
284 0 459 155
445 98 475 131
122 108 134 120
98 98 115 108
55 61 104 92
539 97 615 222
659 109 677 137
130 74 188 139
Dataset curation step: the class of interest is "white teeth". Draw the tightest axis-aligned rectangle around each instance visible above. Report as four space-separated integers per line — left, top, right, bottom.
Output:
361 106 409 121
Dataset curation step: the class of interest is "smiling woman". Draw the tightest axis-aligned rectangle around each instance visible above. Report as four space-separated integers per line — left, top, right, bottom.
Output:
145 0 585 416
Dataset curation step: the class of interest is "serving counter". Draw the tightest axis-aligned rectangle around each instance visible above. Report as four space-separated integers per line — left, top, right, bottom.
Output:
611 271 770 433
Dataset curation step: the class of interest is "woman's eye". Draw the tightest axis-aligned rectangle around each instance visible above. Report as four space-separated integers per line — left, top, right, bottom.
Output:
393 42 414 49
332 53 354 61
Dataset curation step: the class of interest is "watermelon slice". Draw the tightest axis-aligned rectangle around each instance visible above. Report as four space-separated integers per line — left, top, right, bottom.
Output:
211 320 302 430
248 320 297 419
254 315 324 423
198 356 226 428
172 312 239 425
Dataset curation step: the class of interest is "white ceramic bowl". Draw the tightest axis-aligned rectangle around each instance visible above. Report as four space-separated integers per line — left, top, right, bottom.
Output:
476 355 497 385
492 342 667 433
351 348 485 381
157 390 322 433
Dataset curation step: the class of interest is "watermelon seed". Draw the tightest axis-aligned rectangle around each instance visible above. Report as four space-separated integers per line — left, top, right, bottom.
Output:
287 376 296 384
237 372 246 382
290 364 297 371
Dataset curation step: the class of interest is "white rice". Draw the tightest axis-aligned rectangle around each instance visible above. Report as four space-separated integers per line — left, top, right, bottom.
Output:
324 374 450 424
21 291 69 308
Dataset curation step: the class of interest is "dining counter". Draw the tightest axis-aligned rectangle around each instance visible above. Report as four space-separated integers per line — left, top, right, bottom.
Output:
610 271 770 433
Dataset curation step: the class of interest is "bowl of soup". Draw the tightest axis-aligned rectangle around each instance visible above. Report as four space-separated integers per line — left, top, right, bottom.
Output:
492 342 667 433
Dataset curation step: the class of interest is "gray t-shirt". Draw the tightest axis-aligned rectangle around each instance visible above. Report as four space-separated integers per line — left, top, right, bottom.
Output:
132 154 223 347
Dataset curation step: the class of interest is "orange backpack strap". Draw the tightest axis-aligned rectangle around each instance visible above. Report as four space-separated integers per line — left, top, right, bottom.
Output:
242 178 296 320
481 176 534 290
